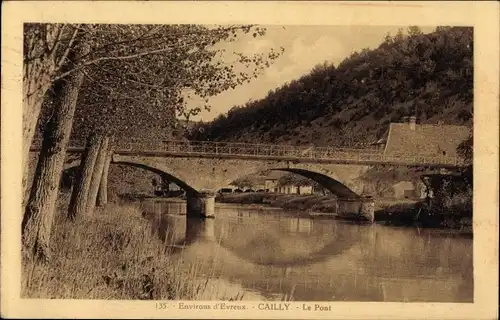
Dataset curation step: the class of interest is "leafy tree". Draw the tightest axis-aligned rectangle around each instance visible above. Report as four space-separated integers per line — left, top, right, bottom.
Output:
23 23 282 262
66 24 281 216
231 177 253 189
278 173 312 188
407 26 423 37
383 32 393 46
394 28 406 42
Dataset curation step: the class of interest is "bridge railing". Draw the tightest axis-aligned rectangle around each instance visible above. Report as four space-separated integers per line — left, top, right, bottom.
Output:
31 138 463 166
114 140 462 166
115 140 384 157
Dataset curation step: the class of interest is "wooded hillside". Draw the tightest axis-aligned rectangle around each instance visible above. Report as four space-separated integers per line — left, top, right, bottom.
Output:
189 27 473 147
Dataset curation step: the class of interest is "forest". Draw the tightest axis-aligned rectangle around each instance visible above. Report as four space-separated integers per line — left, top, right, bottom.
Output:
189 27 473 148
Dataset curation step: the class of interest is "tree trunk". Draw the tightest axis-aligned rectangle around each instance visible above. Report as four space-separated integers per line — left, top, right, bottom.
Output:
97 148 112 207
22 61 55 205
68 134 103 219
22 24 68 205
87 136 109 213
22 40 90 261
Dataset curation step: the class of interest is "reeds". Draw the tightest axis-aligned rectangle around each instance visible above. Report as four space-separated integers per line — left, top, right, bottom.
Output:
22 202 222 300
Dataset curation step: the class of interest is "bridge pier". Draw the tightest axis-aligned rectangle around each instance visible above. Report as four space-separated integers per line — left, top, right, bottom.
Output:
186 191 216 219
361 199 375 223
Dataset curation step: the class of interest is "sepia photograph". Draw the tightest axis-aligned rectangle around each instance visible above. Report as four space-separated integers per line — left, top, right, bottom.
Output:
1 1 499 319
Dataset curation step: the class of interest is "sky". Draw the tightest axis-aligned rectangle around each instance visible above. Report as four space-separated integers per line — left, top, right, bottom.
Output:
184 25 436 122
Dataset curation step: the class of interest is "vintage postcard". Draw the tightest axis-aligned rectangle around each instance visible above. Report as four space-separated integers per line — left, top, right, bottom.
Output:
1 1 499 319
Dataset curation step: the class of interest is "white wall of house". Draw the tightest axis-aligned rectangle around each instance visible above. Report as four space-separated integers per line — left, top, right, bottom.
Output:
265 179 278 192
264 180 313 194
392 181 427 199
253 184 266 191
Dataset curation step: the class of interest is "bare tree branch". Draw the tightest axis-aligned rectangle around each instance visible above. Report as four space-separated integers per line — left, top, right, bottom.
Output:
48 24 66 57
56 24 81 70
42 25 50 56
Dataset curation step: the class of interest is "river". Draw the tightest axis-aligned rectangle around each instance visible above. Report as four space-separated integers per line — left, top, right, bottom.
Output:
142 199 473 302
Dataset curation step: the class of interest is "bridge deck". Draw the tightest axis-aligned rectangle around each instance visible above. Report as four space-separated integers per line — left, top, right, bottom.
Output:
30 139 463 168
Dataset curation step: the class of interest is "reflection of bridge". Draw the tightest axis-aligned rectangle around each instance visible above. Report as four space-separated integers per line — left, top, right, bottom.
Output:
30 139 462 219
155 214 472 302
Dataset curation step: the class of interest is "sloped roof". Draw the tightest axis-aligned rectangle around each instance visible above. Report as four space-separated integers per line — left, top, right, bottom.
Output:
370 126 390 145
384 123 470 156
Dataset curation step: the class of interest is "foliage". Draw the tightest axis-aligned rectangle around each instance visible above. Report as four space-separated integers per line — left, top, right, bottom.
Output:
34 24 283 146
278 173 314 187
188 27 473 148
231 177 254 189
25 23 283 263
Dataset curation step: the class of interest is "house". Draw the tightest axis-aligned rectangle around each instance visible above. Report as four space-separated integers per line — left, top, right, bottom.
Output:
380 116 470 157
264 171 314 194
264 178 278 193
370 116 470 199
275 185 313 195
264 170 283 193
153 182 184 197
391 180 427 199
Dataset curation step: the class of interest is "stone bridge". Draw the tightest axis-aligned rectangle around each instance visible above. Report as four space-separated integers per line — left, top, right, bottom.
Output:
64 154 373 219
111 154 369 198
33 139 462 220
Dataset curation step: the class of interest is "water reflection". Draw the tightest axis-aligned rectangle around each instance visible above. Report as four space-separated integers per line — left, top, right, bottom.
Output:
147 200 473 302
289 217 312 234
185 218 216 243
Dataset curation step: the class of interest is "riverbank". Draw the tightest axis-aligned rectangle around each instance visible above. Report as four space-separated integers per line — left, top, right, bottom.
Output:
21 199 243 300
215 192 472 233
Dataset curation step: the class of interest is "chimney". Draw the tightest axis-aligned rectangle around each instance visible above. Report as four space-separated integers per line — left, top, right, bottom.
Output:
408 116 416 130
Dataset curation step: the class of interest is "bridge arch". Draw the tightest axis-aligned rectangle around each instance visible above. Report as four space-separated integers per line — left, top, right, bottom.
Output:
63 158 200 195
216 162 364 199
271 168 359 198
65 154 368 199
62 153 372 218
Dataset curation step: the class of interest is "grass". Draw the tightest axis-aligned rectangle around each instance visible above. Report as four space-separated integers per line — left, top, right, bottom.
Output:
21 200 245 300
